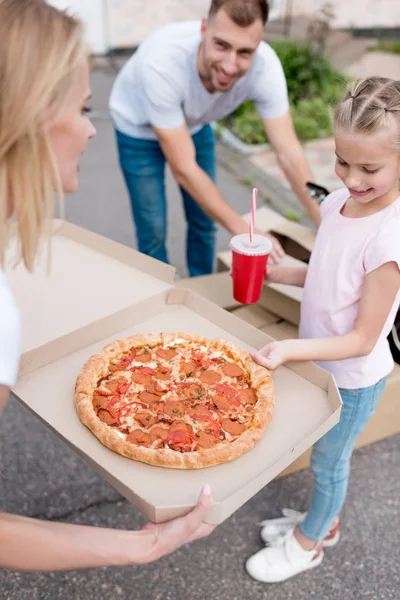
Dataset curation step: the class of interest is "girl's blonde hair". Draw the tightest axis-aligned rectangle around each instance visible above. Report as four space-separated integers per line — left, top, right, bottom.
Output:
334 76 400 149
0 0 85 271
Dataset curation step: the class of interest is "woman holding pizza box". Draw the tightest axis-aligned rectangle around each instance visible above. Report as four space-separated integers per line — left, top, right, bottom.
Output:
0 0 214 571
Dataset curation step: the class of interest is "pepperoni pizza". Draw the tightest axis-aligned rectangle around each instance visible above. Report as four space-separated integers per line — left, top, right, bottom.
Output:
74 332 274 469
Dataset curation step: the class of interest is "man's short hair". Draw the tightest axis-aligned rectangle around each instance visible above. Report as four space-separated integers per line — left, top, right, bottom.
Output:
208 0 269 27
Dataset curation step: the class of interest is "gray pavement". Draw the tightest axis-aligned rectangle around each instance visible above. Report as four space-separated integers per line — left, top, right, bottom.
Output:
0 64 399 599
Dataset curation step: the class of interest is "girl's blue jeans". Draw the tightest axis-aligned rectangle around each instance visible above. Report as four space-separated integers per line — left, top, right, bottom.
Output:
300 376 387 541
115 125 217 277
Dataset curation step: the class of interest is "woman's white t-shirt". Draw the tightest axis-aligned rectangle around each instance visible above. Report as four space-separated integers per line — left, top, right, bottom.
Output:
0 267 21 386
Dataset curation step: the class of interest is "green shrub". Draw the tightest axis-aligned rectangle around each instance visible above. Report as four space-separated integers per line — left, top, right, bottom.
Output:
230 102 267 145
292 98 333 141
218 40 350 145
369 40 400 54
269 41 348 105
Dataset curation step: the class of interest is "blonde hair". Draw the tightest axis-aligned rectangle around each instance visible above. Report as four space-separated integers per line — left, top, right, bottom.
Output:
334 76 400 149
0 0 86 271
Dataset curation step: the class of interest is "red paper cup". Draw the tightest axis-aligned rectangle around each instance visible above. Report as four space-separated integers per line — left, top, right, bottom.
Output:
230 234 272 304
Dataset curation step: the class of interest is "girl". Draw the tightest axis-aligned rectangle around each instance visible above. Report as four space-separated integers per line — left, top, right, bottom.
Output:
245 76 400 583
0 0 214 571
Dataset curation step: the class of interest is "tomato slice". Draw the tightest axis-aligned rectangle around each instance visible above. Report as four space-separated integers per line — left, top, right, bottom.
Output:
193 414 221 436
107 395 121 419
139 367 157 375
94 389 114 397
117 383 131 394
117 349 137 368
167 430 196 446
118 401 148 417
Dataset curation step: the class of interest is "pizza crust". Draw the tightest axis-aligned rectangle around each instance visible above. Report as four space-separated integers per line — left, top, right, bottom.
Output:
75 332 274 469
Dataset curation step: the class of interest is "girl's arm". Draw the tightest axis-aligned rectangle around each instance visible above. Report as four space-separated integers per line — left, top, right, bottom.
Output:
254 261 400 369
0 486 214 571
265 265 308 288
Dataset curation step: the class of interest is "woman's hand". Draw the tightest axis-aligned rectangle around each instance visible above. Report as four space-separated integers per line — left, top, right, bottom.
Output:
142 485 216 562
251 341 288 370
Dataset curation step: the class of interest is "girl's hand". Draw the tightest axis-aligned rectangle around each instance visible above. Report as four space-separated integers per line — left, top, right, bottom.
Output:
142 485 216 562
251 341 287 370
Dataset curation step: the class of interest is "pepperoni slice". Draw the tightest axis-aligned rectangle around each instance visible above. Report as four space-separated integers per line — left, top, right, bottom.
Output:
139 391 161 404
195 431 219 449
182 383 203 400
222 362 244 378
181 361 198 376
199 370 221 385
104 379 123 393
236 388 258 405
169 420 192 433
156 348 177 360
150 426 169 443
145 380 167 396
164 401 185 417
188 404 213 419
135 413 158 428
212 394 230 410
98 409 119 426
131 372 152 385
136 352 152 363
127 429 151 445
222 419 246 436
93 396 109 411
215 383 236 399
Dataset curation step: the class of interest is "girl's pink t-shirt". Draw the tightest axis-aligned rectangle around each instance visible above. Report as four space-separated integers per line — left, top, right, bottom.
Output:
299 188 400 389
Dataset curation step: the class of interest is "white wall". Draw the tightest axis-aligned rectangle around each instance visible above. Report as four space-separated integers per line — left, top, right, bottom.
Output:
292 0 400 29
47 0 108 54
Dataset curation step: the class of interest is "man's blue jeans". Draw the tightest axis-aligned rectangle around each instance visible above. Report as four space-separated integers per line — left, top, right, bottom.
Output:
300 376 387 541
115 125 217 277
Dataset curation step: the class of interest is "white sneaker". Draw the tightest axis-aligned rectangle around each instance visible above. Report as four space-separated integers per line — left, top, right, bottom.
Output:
259 509 306 544
246 531 324 583
260 509 340 548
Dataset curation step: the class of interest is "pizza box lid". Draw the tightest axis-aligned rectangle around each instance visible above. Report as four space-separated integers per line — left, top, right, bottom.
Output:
5 219 175 363
11 274 342 525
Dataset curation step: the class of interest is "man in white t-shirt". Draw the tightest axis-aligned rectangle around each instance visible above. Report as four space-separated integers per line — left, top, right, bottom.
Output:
109 0 318 276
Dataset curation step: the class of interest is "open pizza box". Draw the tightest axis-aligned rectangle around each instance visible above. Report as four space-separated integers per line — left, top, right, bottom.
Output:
216 205 317 326
7 220 341 525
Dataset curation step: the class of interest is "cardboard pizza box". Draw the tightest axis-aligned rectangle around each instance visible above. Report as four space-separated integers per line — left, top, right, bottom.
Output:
7 220 342 525
217 206 316 326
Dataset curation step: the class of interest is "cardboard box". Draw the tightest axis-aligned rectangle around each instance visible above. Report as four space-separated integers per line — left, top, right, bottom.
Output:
7 220 342 524
217 206 315 325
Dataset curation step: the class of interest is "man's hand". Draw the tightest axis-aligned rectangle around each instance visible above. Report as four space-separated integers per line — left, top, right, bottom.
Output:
142 485 216 562
251 341 287 370
256 230 285 265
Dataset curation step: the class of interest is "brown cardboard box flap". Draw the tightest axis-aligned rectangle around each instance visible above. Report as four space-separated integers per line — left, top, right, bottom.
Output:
6 220 175 353
242 206 316 253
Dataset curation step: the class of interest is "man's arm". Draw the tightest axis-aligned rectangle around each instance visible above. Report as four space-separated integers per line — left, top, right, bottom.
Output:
263 112 321 226
153 124 285 263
